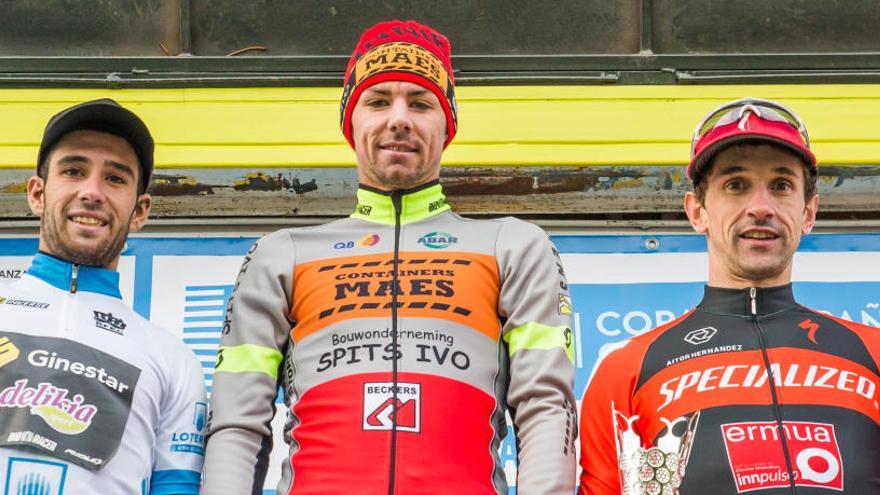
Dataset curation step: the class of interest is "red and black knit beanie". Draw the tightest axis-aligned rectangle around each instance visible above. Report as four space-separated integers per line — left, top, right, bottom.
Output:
340 20 458 149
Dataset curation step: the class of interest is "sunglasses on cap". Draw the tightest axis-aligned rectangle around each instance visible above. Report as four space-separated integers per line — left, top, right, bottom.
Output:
690 97 811 156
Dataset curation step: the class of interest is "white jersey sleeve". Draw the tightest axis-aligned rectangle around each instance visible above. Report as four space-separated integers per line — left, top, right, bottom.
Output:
148 331 207 495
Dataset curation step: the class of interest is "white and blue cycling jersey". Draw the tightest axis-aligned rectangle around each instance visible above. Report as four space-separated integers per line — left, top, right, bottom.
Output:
0 253 205 495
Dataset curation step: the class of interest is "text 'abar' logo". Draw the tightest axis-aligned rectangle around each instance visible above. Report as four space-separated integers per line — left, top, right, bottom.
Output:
417 232 457 249
363 382 420 433
722 421 843 492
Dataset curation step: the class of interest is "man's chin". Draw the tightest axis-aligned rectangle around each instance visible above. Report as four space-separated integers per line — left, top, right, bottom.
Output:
56 240 116 267
734 260 789 284
378 172 428 190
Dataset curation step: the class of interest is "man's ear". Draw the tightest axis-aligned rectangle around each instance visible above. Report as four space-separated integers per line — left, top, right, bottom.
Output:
26 175 45 218
684 191 708 234
802 193 819 235
129 193 152 233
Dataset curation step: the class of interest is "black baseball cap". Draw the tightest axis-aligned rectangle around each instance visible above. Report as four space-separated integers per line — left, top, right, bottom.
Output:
38 98 154 193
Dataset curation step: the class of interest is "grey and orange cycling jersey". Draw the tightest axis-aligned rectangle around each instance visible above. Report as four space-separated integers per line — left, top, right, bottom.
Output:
203 181 577 495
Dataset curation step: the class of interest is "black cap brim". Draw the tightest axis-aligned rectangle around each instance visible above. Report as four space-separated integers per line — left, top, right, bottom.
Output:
38 99 154 191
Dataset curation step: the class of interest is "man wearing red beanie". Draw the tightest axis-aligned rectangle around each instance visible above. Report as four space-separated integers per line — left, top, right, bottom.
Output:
204 20 577 495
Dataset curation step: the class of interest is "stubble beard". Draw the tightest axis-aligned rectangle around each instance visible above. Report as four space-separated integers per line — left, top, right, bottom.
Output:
374 168 428 190
41 205 130 267
366 158 434 191
725 234 794 284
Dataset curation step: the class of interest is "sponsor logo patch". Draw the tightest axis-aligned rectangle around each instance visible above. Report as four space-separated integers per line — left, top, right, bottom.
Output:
656 360 878 412
417 232 457 249
357 234 380 247
0 296 50 309
428 198 446 212
722 421 843 492
558 293 572 315
0 336 21 369
193 402 207 432
4 457 68 495
0 379 97 435
363 382 420 433
683 327 717 345
334 234 380 250
0 332 141 470
93 311 126 335
170 402 206 456
799 319 820 345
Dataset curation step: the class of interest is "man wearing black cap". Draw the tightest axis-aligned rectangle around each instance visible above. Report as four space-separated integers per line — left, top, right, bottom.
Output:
579 98 880 494
0 99 206 494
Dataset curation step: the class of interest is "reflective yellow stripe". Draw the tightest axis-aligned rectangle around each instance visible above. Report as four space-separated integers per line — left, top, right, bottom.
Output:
504 322 575 364
215 344 283 379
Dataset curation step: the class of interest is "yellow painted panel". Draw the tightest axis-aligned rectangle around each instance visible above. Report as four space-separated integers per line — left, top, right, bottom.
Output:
1 85 879 169
2 141 874 168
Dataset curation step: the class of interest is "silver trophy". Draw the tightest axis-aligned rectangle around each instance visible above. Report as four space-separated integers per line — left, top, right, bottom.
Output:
613 404 700 495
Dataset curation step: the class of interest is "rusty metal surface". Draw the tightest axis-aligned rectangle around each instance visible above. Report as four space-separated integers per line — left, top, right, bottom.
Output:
1 166 878 221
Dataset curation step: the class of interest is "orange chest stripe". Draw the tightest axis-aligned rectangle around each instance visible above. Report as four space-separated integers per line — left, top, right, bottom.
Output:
291 251 500 343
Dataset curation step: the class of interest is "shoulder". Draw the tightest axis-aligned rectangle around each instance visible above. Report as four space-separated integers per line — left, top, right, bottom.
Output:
594 309 696 377
488 217 552 251
253 218 361 249
443 212 541 232
130 313 200 370
494 216 545 236
804 305 880 343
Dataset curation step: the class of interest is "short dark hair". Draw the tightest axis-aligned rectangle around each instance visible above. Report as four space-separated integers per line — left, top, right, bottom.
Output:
38 133 149 195
692 141 817 205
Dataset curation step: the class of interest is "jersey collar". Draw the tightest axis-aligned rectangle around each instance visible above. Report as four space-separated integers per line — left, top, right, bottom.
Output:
351 180 451 225
28 252 123 299
698 284 797 317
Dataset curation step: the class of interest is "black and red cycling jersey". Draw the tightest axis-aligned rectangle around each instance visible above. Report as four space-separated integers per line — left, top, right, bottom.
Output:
579 284 880 494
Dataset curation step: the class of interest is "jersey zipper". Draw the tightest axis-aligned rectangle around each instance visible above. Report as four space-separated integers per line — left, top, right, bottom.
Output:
387 190 402 495
58 264 80 335
70 264 79 294
749 287 797 494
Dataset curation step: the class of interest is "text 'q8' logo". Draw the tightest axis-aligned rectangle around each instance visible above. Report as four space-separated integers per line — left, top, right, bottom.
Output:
684 327 718 346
